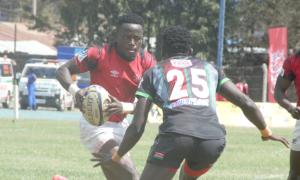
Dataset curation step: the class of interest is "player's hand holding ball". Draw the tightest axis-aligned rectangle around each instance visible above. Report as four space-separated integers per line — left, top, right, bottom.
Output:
81 85 111 126
103 95 124 117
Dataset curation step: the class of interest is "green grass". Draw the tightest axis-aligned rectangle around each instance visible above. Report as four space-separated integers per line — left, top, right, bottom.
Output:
0 118 293 180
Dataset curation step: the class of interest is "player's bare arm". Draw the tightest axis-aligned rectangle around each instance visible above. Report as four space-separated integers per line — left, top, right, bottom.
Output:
220 80 290 148
55 58 86 112
274 76 300 119
91 97 152 166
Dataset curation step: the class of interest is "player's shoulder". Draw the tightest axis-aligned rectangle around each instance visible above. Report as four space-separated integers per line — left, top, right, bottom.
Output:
284 51 300 68
138 48 156 62
85 44 109 59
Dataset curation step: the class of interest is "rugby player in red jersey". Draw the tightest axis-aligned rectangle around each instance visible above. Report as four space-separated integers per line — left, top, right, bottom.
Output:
275 52 300 180
91 26 290 180
55 14 157 180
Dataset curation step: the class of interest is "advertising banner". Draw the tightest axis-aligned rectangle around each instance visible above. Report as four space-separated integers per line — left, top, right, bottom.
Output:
268 27 287 102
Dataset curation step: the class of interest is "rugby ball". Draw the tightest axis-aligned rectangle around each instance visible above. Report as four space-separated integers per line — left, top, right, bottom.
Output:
82 85 111 126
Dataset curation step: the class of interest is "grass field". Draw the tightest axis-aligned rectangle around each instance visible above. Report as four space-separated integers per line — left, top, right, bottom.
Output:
0 118 293 180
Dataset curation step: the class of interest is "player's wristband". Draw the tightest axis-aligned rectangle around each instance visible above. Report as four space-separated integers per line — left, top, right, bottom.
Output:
121 102 134 114
112 153 122 162
260 126 272 137
68 84 80 97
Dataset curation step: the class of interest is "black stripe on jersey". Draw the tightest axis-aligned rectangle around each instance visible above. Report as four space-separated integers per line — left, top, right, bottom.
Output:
108 42 115 55
148 55 157 69
295 51 300 60
140 48 145 61
84 46 101 71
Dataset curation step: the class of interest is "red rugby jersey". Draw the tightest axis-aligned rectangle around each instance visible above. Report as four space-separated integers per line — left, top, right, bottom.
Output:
75 42 157 122
281 51 300 106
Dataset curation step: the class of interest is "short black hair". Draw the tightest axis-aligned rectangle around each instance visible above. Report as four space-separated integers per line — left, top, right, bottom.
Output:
117 13 144 31
162 26 192 54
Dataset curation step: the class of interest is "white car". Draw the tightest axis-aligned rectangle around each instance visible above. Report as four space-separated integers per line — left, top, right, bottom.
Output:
18 59 75 111
0 57 14 108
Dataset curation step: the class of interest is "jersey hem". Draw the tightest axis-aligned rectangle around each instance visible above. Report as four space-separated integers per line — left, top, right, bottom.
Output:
217 78 231 94
135 91 154 101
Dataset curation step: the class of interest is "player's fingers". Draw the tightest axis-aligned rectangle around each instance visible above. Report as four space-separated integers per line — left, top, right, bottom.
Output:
108 95 117 102
106 110 120 117
93 162 102 168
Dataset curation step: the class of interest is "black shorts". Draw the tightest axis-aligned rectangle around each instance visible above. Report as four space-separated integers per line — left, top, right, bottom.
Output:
147 132 226 170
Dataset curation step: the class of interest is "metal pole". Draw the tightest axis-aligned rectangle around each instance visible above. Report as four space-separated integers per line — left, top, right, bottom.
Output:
14 85 19 119
217 0 226 67
33 0 36 16
262 63 268 102
14 24 17 53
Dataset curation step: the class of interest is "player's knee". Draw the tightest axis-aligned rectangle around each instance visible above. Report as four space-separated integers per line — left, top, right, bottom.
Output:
183 161 211 177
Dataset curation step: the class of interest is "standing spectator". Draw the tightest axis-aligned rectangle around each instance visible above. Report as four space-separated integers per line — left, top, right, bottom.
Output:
27 68 37 110
235 78 249 96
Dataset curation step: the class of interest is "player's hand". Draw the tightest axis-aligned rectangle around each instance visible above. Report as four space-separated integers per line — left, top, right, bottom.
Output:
103 95 123 117
75 88 87 113
90 152 117 167
261 133 290 148
290 107 300 119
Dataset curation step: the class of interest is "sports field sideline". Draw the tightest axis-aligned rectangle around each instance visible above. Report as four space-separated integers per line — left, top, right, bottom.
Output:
0 118 293 180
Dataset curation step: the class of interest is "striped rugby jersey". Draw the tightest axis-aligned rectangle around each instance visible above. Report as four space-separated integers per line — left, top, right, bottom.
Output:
136 56 230 139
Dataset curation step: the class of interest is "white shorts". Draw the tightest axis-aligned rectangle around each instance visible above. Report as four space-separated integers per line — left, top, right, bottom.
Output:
291 120 300 151
79 116 129 153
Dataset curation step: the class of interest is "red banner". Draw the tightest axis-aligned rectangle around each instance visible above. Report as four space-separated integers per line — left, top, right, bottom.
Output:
268 27 287 102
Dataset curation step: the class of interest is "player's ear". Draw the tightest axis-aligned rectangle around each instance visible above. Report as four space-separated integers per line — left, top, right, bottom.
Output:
188 48 193 56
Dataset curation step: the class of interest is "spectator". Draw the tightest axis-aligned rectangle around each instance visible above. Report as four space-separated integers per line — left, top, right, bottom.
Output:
235 78 249 96
27 68 37 110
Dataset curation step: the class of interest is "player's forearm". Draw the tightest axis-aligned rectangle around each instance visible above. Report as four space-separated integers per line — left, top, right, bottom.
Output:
117 123 145 157
274 89 295 113
239 99 266 130
55 65 75 91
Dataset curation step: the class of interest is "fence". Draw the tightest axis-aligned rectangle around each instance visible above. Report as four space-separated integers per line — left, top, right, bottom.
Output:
222 64 298 103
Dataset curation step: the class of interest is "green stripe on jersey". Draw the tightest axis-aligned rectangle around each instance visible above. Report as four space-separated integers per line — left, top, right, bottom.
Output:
183 67 192 98
157 65 170 105
135 91 154 101
204 62 212 109
217 78 231 94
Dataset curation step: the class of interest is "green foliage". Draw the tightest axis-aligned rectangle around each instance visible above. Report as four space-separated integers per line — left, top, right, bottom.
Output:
23 0 300 65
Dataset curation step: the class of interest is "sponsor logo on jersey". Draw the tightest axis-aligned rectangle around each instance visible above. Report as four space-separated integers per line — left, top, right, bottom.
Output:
110 70 119 77
170 59 192 68
293 139 297 144
153 152 164 160
78 49 88 62
169 98 209 108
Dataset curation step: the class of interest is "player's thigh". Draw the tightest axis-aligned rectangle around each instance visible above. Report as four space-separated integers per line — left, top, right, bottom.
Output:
147 132 193 171
185 138 226 171
140 162 176 180
290 150 300 174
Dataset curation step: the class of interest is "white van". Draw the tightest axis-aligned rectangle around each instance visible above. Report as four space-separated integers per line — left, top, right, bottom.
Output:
18 59 75 111
0 57 14 108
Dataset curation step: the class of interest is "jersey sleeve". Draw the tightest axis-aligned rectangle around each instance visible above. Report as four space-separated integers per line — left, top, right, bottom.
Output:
281 52 297 81
135 68 156 102
215 66 231 94
74 46 105 73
